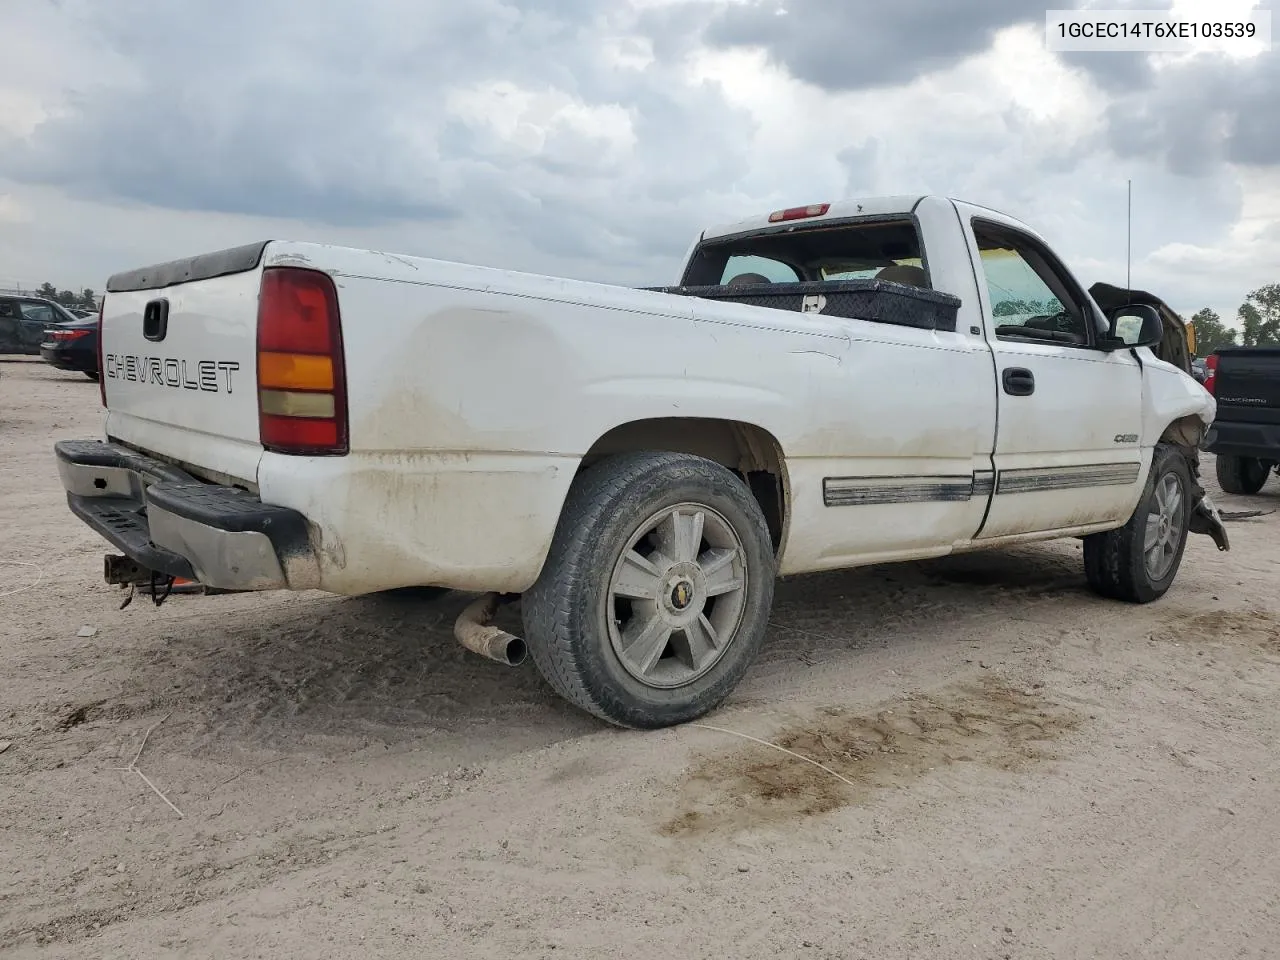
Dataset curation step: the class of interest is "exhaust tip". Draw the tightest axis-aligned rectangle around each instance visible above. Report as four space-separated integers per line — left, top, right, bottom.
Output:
503 637 528 667
455 592 527 667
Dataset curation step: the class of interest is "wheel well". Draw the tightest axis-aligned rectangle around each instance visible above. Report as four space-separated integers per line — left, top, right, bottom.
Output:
1159 414 1207 449
580 418 788 552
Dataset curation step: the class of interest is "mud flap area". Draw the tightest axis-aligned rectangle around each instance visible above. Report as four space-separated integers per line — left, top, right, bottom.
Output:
1190 493 1230 552
1184 450 1230 552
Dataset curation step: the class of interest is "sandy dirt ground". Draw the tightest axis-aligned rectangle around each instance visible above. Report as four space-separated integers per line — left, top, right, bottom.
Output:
2 357 1280 960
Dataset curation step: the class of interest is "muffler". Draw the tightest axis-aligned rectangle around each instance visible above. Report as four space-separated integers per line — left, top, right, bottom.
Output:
454 592 527 667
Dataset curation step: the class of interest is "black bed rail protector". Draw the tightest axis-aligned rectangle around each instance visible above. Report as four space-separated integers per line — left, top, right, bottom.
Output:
644 278 962 333
106 241 271 293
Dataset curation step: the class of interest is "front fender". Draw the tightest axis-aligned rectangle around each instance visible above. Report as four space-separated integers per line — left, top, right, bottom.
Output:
1142 362 1228 550
1142 360 1215 446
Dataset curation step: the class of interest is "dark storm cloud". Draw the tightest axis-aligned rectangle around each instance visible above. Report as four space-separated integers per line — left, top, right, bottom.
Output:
701 0 1039 92
0 0 755 246
1102 49 1280 175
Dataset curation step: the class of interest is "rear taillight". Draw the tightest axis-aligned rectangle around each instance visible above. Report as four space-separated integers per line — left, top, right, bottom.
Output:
96 299 105 406
768 203 830 223
1204 353 1218 395
50 328 92 342
256 266 348 455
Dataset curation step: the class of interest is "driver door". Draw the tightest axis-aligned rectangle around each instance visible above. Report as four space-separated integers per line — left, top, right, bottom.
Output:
0 299 23 354
961 214 1145 540
17 301 58 352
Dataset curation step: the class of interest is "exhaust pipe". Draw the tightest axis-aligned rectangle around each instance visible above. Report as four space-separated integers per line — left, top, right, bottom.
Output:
454 592 527 667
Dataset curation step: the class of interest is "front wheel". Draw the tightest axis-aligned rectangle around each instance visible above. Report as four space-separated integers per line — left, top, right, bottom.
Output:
1083 444 1192 604
522 452 776 728
1215 455 1270 495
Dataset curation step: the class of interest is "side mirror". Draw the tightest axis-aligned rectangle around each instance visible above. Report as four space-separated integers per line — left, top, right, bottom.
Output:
1101 302 1163 351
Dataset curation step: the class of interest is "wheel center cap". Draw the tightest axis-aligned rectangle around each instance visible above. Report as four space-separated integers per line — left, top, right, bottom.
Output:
659 562 705 624
670 580 693 610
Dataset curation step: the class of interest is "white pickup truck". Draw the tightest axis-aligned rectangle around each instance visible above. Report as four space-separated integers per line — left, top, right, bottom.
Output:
55 195 1228 728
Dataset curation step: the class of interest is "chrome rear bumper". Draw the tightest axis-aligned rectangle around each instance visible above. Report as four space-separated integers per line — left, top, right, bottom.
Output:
55 439 320 591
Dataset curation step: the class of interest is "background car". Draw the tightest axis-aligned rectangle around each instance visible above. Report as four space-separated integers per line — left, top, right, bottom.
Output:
39 313 99 379
1191 357 1209 383
0 296 81 354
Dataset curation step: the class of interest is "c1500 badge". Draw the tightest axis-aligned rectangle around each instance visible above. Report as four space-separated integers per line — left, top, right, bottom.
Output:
1114 433 1139 443
104 354 240 393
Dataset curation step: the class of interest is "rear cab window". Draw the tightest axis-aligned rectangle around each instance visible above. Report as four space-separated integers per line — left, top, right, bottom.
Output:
683 219 931 290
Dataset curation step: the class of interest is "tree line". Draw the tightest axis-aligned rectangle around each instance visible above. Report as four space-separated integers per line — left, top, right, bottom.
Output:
32 282 99 312
1191 283 1280 353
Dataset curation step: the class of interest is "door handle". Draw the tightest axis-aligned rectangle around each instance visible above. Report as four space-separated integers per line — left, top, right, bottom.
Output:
1002 367 1035 396
143 299 170 342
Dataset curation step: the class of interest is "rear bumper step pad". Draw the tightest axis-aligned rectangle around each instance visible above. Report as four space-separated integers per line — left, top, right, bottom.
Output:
55 440 319 592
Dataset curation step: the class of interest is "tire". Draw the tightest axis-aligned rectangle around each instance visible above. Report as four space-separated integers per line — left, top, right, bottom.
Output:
84 370 100 381
1083 444 1193 604
522 451 776 728
1215 455 1269 495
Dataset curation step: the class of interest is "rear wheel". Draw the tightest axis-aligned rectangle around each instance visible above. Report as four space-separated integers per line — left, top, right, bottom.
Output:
1084 444 1192 604
84 371 100 381
1215 455 1270 495
522 452 776 728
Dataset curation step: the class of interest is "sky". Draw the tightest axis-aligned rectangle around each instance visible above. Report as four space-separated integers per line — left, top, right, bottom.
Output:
0 0 1276 328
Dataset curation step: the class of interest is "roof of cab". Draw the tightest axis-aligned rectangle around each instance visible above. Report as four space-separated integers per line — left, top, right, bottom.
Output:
699 195 927 243
698 194 1040 245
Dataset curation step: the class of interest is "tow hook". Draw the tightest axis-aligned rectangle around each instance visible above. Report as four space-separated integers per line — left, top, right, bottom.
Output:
1190 495 1230 552
104 555 206 609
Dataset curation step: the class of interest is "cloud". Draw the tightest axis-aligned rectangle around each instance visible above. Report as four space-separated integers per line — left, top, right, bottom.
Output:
700 0 1040 92
0 0 758 269
1097 49 1280 177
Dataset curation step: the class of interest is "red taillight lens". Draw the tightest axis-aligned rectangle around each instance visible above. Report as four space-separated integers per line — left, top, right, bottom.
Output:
256 266 348 456
50 328 92 342
96 299 106 407
768 203 830 223
1204 353 1218 395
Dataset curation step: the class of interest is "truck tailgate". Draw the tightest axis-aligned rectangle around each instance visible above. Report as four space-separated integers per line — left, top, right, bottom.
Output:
1214 346 1280 424
101 242 269 484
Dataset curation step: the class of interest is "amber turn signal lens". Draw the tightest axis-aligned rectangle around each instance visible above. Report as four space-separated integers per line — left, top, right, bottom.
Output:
258 351 335 391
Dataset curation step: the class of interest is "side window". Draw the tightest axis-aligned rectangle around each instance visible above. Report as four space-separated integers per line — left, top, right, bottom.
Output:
720 255 799 285
19 302 56 324
972 223 1092 346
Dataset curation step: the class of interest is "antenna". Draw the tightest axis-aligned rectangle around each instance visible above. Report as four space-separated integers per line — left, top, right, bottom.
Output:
1126 178 1132 301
